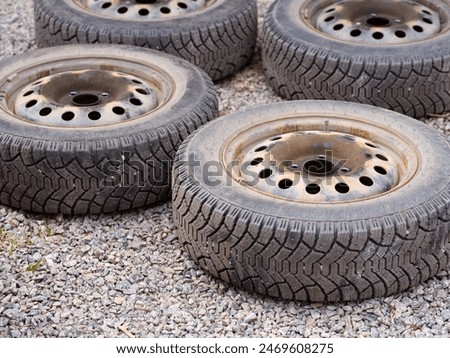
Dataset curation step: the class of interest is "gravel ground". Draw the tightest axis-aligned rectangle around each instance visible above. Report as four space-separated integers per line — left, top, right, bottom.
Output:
0 0 449 338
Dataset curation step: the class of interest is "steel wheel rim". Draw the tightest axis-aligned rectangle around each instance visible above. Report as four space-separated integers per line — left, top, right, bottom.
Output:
222 116 419 204
1 58 173 128
76 0 215 20
304 0 446 44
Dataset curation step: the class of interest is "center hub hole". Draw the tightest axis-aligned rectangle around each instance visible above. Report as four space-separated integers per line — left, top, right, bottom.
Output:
366 17 390 27
304 159 335 176
135 0 157 3
72 93 101 107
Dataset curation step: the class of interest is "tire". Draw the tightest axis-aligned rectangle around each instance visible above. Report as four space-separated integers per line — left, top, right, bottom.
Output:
0 44 218 215
34 0 258 81
263 0 450 118
172 100 450 302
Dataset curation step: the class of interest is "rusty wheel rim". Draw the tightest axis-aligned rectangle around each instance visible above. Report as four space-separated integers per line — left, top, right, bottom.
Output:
76 0 215 20
304 0 445 44
2 58 173 128
222 115 419 203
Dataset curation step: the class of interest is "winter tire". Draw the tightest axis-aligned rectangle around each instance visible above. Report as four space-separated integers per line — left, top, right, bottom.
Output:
35 0 258 81
173 100 450 302
263 0 450 118
0 45 218 214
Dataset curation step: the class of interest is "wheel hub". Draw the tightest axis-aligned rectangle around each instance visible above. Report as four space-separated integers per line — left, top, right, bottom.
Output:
311 0 441 44
78 0 210 20
223 117 417 204
14 70 159 127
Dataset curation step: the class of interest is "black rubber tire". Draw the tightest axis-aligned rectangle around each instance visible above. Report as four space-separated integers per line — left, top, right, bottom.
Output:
172 101 450 302
0 45 218 215
34 0 258 81
262 0 450 118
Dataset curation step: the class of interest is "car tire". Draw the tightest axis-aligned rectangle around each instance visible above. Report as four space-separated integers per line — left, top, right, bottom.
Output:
35 0 258 81
263 0 450 118
173 100 450 302
0 44 218 214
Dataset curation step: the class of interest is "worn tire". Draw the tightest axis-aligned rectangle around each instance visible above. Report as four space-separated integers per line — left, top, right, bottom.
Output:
173 101 450 302
0 45 218 215
34 0 258 81
263 0 450 118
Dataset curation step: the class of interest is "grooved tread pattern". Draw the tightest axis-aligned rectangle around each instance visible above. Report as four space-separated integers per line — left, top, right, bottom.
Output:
34 0 258 81
262 3 450 118
172 137 450 302
0 75 218 215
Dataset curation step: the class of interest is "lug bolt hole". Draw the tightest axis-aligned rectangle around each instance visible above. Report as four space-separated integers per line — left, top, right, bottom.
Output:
335 183 350 194
62 112 75 121
306 184 321 195
255 146 267 152
129 98 143 106
259 169 273 179
360 176 374 187
372 32 384 40
279 179 293 190
250 158 264 166
88 111 101 121
113 106 126 115
376 154 389 161
39 107 52 117
374 166 387 175
26 100 37 108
